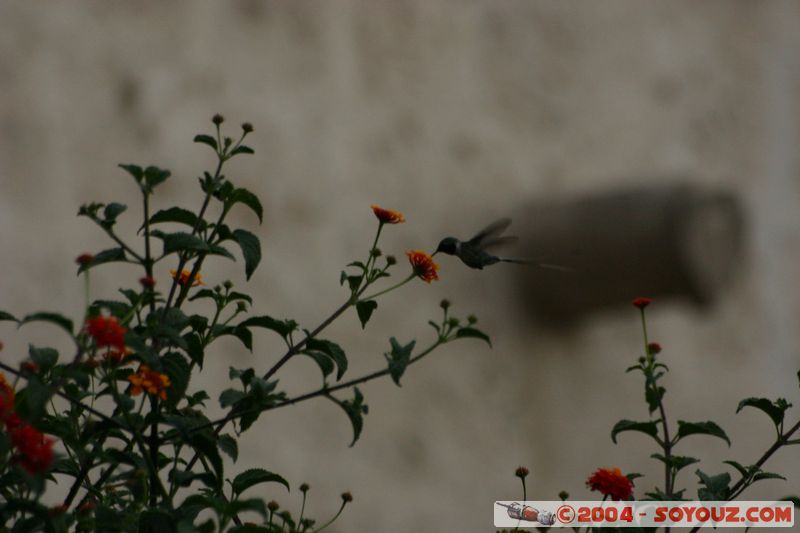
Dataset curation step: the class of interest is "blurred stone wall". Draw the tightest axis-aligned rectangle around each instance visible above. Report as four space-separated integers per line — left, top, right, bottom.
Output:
1 1 799 532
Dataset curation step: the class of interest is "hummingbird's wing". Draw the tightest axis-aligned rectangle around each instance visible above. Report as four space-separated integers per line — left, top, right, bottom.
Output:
480 235 519 251
467 218 512 248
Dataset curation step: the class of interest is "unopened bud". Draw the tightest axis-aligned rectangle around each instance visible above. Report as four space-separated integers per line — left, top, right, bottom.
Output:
242 122 254 134
558 490 569 501
440 299 451 310
341 491 353 503
212 114 224 125
300 483 310 493
515 466 529 479
386 255 397 266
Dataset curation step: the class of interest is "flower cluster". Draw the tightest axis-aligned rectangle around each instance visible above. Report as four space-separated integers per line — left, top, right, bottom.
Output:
585 467 634 501
0 373 55 474
406 250 439 283
128 365 171 401
171 268 204 287
371 204 405 224
85 315 128 362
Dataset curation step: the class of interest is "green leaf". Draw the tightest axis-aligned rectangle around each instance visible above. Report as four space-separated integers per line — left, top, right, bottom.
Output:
232 229 261 280
240 315 297 341
118 163 144 183
227 188 263 223
218 434 238 462
651 454 700 473
304 338 348 380
455 327 492 347
144 166 171 191
28 345 58 369
723 460 751 478
230 145 255 156
194 134 218 151
330 387 368 447
158 231 234 260
78 247 127 274
676 420 730 446
737 397 790 428
0 310 17 322
752 471 786 482
696 469 731 500
19 312 74 336
384 337 415 386
162 352 191 406
14 377 50 422
102 202 127 226
232 468 289 497
148 207 200 229
138 509 176 533
302 350 335 378
356 300 378 329
220 389 246 408
610 419 659 444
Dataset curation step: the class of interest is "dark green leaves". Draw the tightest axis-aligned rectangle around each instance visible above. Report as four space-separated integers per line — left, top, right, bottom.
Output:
19 312 74 336
454 327 492 347
384 337 415 386
696 470 731 500
232 229 261 280
737 397 791 429
651 454 699 473
28 345 58 370
148 207 200 229
231 468 289 497
0 310 17 322
154 231 235 260
194 134 218 151
239 315 298 343
330 387 368 447
118 164 171 194
303 338 348 381
611 419 659 444
356 300 377 329
676 420 730 446
226 188 263 224
77 247 127 274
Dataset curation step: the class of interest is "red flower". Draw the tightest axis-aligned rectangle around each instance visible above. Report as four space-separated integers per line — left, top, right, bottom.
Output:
0 373 15 422
75 253 94 266
170 269 204 287
586 467 634 501
10 423 55 474
406 250 439 283
139 276 156 288
85 316 127 352
632 297 653 310
647 342 662 355
371 205 406 224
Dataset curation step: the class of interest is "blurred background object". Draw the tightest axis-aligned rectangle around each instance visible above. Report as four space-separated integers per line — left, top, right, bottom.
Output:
519 183 745 324
1 1 799 532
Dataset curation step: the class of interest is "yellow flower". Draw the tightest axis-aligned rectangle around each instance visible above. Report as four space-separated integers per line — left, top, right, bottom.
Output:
128 365 171 401
170 269 204 287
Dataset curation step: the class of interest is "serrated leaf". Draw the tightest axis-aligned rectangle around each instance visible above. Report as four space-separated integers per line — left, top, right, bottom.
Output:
305 337 348 380
676 420 730 446
232 229 261 280
232 468 289 496
330 387 368 447
455 327 492 347
218 434 238 462
19 312 74 336
194 134 218 150
356 300 378 329
610 419 660 444
220 389 246 408
227 188 263 223
696 469 731 500
148 207 200 229
737 397 789 428
651 453 700 472
240 315 297 341
384 337 415 386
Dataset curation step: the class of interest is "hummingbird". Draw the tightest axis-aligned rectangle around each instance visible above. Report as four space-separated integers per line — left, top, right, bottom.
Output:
434 218 570 271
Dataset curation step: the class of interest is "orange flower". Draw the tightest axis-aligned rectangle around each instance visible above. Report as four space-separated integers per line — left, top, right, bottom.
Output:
85 316 127 353
586 467 634 501
0 373 15 422
406 250 439 283
371 205 405 224
128 365 171 401
170 269 204 287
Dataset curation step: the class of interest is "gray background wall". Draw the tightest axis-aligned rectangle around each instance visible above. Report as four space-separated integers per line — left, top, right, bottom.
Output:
1 1 799 532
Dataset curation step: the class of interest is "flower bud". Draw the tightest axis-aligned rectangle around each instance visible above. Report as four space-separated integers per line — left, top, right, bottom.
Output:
76 253 94 265
212 114 224 125
139 276 156 288
558 490 569 501
267 500 279 512
467 314 477 324
242 122 254 133
515 466 529 479
440 299 451 310
300 483 310 493
223 280 234 290
386 255 397 266
341 491 353 503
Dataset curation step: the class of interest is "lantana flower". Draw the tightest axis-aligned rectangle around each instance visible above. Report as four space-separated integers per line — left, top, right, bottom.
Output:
0 373 16 422
86 316 127 352
170 269 204 287
9 423 55 474
371 205 405 224
406 250 439 283
632 297 653 310
586 467 634 501
128 365 171 401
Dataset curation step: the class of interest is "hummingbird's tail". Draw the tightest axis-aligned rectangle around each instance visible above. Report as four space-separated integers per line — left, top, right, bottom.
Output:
499 258 574 272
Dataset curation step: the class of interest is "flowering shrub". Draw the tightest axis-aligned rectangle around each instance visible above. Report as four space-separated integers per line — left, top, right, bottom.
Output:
499 298 799 532
0 115 491 532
